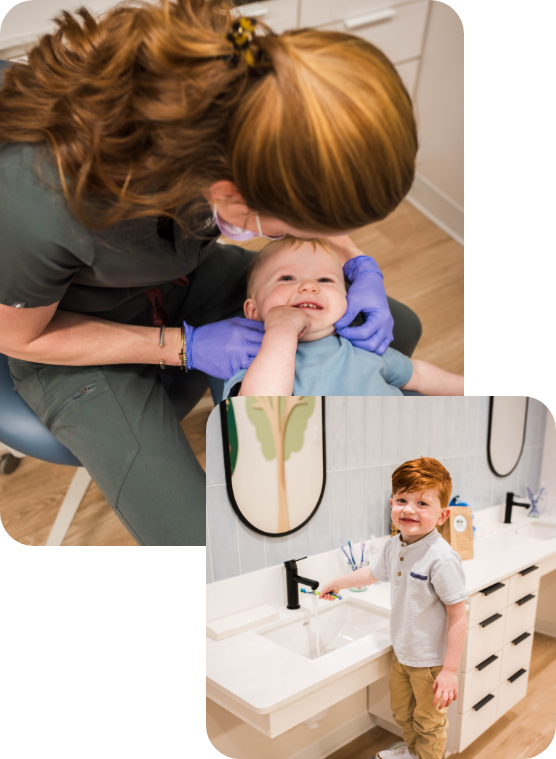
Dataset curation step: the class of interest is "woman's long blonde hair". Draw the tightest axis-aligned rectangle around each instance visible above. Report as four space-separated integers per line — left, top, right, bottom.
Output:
0 0 418 234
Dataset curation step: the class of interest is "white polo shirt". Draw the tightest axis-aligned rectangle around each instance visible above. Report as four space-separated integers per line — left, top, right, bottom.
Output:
370 529 467 667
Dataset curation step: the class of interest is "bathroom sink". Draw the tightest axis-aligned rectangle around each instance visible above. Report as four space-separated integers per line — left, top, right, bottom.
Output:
259 600 389 659
511 521 556 541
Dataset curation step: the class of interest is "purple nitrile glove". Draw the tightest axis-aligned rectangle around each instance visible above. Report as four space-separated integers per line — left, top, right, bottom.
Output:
183 318 265 380
334 256 394 356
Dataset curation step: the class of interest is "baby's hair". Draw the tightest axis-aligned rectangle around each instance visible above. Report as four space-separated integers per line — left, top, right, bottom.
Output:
392 457 453 510
246 235 335 297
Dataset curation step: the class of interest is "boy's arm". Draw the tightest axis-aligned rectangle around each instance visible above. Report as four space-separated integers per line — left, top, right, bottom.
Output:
239 306 310 396
432 600 467 708
402 358 464 396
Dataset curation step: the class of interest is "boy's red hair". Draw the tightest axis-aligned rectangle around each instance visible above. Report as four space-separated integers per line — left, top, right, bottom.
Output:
392 457 452 510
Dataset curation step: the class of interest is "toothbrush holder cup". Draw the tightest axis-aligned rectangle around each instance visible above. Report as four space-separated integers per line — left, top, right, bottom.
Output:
348 560 369 592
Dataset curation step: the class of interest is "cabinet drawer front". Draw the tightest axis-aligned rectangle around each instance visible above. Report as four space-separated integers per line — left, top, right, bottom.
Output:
500 629 534 683
498 668 529 719
508 566 541 605
462 613 506 672
316 1 429 65
458 687 499 754
301 0 399 28
504 595 539 645
234 0 298 33
458 652 502 714
467 581 509 629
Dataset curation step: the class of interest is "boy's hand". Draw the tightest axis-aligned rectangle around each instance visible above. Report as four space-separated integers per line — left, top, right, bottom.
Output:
265 305 311 340
432 668 458 709
319 581 341 600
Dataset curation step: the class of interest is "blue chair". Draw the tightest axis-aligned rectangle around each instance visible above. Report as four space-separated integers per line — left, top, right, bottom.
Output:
0 354 209 545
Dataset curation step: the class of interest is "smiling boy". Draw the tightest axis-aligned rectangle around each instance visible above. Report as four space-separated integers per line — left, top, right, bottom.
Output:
221 236 463 397
320 457 468 759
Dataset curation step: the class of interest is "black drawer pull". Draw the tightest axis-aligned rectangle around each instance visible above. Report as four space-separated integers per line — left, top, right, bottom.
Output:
516 594 535 606
476 654 499 671
519 566 539 576
480 582 505 596
473 694 495 711
480 613 503 628
508 668 527 683
512 632 532 646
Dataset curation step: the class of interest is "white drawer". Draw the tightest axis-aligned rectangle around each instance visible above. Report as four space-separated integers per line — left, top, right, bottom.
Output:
467 580 509 629
504 593 539 645
458 650 502 714
395 59 419 99
461 611 506 673
497 667 529 719
316 1 429 65
458 687 499 754
507 565 541 605
500 629 534 683
234 0 298 33
301 0 400 28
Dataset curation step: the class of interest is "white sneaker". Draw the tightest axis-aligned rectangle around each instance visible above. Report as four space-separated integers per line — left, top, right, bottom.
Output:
376 744 418 759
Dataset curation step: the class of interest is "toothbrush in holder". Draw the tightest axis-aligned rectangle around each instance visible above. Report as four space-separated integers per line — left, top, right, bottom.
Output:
301 588 343 601
527 486 544 518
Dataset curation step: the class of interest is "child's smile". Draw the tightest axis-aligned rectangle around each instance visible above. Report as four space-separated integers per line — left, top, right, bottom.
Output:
391 489 450 544
244 242 348 342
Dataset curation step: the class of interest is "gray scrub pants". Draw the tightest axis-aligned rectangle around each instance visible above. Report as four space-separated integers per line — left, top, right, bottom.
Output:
8 245 421 546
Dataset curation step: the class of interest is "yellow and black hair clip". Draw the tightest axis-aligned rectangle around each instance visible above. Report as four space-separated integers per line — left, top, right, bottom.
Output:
224 17 271 71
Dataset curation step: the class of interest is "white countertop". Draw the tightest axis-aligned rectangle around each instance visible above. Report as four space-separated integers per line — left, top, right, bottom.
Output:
207 510 556 715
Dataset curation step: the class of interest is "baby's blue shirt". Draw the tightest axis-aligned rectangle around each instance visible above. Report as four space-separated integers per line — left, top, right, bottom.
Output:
221 334 413 399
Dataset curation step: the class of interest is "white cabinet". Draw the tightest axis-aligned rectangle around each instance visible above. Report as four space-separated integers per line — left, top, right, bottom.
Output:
233 0 299 33
445 567 540 754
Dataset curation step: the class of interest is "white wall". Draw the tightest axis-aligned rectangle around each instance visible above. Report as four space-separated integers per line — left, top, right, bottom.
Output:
540 402 556 497
408 1 464 243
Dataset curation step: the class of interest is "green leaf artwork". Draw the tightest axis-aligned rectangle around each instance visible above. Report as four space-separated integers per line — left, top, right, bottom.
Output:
243 397 316 532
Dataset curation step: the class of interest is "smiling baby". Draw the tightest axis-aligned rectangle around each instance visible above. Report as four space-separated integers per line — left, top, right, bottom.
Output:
221 236 463 397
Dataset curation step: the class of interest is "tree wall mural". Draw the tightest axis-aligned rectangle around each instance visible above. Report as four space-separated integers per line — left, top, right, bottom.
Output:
245 396 316 532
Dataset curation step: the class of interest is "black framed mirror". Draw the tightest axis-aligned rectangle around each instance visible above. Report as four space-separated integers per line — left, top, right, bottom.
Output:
487 397 529 477
220 397 326 537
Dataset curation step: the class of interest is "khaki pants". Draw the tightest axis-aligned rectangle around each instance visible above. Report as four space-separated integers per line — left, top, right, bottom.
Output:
390 654 448 759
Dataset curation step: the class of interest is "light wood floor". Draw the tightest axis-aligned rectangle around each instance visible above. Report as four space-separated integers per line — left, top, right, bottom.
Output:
232 200 464 375
327 632 555 759
0 392 214 546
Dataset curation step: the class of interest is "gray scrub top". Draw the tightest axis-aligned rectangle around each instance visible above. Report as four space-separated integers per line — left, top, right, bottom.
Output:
0 142 217 322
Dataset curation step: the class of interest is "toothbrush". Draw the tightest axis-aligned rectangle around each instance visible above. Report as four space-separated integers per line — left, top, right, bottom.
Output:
360 542 365 568
301 588 343 600
339 544 354 566
348 540 356 566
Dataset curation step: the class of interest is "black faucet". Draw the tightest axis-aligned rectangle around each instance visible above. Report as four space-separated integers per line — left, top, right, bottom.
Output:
504 492 530 524
284 558 319 610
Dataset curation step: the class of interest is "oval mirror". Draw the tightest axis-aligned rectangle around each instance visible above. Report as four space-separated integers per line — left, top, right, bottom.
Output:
487 396 529 477
220 396 326 537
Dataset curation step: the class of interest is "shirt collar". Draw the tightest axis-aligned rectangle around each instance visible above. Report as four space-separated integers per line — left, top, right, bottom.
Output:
398 528 439 551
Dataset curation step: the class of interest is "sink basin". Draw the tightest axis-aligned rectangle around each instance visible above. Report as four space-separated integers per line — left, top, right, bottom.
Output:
510 521 556 541
259 600 389 659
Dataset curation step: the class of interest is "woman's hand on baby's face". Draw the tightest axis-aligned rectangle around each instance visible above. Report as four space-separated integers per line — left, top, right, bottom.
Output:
265 305 311 339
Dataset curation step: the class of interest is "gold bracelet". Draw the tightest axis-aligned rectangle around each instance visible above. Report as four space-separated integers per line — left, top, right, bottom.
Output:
179 325 187 371
159 325 165 369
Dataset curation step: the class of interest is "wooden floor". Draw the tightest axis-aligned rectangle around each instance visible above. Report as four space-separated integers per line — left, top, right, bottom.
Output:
232 200 464 375
0 392 214 547
327 632 555 759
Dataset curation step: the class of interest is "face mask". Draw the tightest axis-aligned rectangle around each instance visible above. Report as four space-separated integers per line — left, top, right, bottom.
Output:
213 204 286 242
